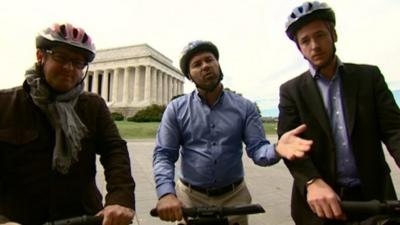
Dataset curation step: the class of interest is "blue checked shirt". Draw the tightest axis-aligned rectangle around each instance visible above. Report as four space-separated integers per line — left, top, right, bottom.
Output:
153 89 280 198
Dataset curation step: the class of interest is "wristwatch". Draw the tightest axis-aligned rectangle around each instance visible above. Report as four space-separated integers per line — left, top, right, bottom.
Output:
306 177 317 187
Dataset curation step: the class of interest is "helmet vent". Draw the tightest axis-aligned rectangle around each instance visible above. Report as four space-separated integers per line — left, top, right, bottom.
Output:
307 2 313 11
73 28 78 38
82 34 88 44
59 24 67 39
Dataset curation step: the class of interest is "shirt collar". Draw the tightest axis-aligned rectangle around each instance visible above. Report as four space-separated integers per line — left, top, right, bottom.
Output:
194 85 225 105
309 56 344 79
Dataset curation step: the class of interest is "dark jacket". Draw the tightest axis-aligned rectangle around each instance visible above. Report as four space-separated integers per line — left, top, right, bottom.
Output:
278 63 400 225
0 83 135 225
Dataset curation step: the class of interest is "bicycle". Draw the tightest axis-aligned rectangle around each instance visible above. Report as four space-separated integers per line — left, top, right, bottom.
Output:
341 200 400 225
150 203 265 225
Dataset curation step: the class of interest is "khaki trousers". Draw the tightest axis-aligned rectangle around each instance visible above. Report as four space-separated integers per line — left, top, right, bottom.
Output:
176 179 252 225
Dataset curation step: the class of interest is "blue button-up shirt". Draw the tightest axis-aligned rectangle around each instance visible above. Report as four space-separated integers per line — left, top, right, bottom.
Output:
310 59 361 187
153 89 280 198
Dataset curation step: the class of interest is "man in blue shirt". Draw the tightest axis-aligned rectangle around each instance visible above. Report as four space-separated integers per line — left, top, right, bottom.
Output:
153 40 313 225
279 2 400 225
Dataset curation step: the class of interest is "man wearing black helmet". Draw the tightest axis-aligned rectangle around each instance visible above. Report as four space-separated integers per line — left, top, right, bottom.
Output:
0 23 135 225
279 1 400 225
153 40 313 225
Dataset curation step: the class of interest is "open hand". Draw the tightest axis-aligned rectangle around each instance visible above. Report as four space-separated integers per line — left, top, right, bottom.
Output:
276 124 313 160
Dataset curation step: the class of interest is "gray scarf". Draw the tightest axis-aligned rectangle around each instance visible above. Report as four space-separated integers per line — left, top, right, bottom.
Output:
25 67 88 174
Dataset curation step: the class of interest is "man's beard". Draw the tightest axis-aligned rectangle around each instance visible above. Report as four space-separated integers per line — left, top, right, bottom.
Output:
196 79 220 92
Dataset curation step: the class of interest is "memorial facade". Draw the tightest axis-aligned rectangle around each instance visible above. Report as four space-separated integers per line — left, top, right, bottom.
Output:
86 44 184 117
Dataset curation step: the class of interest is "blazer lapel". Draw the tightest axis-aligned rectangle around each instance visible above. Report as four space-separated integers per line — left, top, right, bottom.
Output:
341 64 358 136
301 72 332 136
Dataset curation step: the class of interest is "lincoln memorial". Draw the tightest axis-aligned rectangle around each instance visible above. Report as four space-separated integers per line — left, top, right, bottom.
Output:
85 44 184 117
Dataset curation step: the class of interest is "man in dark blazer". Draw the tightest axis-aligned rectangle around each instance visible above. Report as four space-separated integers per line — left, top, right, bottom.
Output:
278 1 400 225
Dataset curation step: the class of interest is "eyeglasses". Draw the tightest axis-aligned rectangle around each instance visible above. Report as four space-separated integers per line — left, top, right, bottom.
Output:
45 50 87 70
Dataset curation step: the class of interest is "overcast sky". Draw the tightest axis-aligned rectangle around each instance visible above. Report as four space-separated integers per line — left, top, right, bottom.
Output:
1 0 399 116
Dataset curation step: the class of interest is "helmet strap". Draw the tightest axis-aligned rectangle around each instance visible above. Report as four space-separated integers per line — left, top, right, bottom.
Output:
78 65 89 86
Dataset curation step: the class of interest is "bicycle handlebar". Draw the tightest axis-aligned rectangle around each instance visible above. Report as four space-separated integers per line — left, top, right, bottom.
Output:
341 200 400 215
43 215 102 225
150 203 265 218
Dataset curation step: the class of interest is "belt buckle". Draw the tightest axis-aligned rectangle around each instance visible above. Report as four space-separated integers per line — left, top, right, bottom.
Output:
206 187 220 196
206 184 235 196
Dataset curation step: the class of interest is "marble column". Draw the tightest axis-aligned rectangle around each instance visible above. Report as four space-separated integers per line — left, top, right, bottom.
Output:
168 75 173 102
151 67 157 104
172 78 178 97
111 69 119 103
121 67 130 104
157 70 163 105
127 67 135 103
134 66 142 102
101 70 109 102
163 72 168 105
93 70 100 94
144 65 152 104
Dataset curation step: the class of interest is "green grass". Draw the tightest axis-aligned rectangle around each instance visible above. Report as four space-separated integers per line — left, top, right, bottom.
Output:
263 121 278 135
115 121 278 139
115 121 160 139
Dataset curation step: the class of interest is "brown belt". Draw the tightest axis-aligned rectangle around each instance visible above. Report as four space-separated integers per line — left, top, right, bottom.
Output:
180 178 243 197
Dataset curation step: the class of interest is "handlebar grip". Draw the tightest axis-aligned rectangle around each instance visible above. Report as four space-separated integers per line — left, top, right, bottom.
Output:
149 207 198 217
150 208 158 217
43 215 102 225
149 207 210 217
341 200 384 215
222 204 266 216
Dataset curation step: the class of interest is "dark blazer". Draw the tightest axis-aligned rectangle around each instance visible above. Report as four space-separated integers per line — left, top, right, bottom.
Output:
0 83 135 225
278 63 400 225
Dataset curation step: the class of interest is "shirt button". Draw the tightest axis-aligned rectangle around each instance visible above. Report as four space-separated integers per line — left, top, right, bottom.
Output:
212 142 217 146
211 124 215 128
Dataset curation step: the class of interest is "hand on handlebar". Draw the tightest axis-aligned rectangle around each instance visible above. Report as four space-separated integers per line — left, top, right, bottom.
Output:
306 178 346 221
155 194 184 222
96 204 135 225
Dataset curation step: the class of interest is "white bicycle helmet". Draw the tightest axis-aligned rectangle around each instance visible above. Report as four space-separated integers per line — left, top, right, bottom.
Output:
36 23 96 62
285 1 335 41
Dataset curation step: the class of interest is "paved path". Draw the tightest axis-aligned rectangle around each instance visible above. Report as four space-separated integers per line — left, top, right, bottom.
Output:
96 137 400 225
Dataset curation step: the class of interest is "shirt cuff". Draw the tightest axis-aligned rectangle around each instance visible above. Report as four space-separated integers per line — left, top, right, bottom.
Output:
156 182 176 199
267 143 281 162
253 143 281 166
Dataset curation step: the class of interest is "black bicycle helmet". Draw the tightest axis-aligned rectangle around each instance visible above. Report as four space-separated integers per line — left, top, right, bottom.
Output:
179 40 219 79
